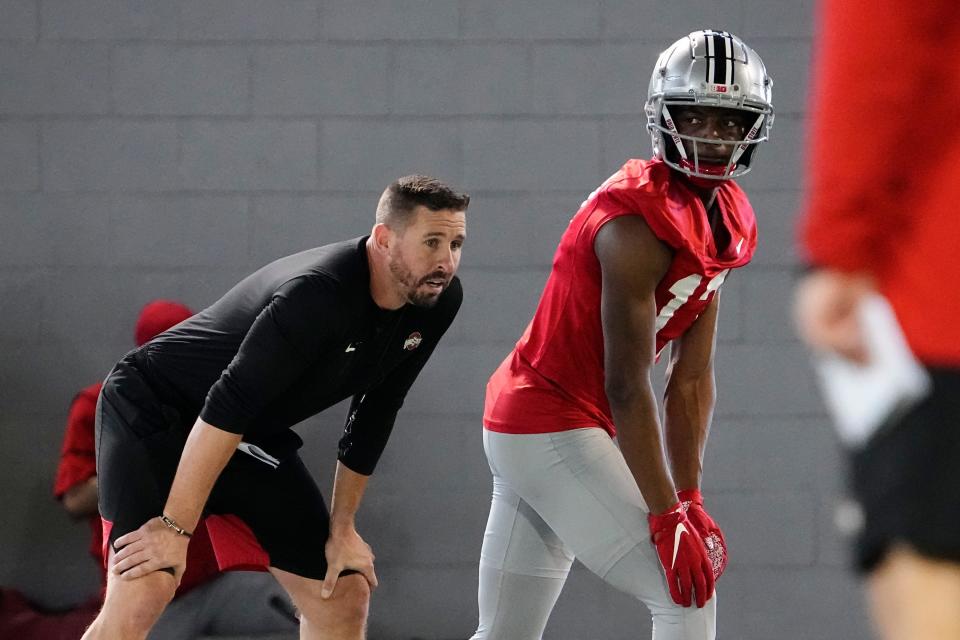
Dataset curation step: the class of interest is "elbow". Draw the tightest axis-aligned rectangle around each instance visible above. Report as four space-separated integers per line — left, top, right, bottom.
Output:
61 480 99 519
604 373 650 409
61 496 89 520
604 381 634 406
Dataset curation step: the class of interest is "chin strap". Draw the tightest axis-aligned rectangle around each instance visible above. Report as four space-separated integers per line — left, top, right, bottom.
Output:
677 161 730 189
679 158 734 177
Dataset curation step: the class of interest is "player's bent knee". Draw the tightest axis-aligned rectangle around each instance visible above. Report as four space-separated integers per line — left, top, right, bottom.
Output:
646 589 716 639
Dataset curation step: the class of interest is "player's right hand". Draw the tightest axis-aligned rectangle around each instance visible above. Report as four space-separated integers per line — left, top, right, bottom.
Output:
648 502 715 608
321 526 379 599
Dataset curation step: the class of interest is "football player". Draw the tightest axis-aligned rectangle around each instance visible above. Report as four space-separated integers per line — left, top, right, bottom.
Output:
471 30 774 640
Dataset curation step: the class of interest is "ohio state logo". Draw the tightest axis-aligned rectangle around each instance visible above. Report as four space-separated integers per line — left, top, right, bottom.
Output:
403 332 422 351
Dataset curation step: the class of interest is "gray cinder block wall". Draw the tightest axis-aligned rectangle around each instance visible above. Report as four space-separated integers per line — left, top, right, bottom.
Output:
0 1 873 638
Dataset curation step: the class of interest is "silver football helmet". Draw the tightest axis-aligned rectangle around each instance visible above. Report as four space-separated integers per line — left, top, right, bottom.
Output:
646 30 774 181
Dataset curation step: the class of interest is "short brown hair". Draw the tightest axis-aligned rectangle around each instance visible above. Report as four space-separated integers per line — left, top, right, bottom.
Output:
376 175 470 227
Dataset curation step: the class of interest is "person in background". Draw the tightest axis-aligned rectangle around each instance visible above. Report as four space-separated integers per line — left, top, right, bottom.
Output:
794 2 960 639
54 299 298 639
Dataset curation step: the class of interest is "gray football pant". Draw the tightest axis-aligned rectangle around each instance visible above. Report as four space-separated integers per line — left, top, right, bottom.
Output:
149 570 298 639
471 428 716 640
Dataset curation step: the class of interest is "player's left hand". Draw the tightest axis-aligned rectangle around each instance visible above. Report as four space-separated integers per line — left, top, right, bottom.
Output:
111 516 190 583
794 269 874 364
321 525 379 599
678 488 728 580
648 502 715 608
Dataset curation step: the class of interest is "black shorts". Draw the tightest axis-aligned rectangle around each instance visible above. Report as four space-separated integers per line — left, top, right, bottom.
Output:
850 367 960 573
96 354 333 580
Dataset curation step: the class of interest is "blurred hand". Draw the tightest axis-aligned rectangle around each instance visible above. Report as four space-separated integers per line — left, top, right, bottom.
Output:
794 269 874 364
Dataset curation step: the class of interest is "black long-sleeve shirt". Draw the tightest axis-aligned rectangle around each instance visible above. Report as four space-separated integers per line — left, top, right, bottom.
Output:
134 236 462 475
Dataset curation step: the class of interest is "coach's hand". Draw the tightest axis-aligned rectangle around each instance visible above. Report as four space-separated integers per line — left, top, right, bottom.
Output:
648 502 715 608
321 526 378 599
111 517 190 583
678 488 728 580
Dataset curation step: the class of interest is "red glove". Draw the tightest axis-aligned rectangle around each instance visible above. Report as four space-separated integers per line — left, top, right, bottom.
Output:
648 502 715 608
678 488 728 580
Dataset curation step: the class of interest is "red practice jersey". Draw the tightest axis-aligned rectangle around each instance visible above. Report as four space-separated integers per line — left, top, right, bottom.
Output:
484 158 757 437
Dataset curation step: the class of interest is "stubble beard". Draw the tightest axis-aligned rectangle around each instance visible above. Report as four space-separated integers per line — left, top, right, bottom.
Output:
388 253 443 309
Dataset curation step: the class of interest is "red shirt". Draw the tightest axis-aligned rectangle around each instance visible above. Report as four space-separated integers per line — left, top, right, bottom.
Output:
800 0 960 366
54 383 221 595
54 383 104 563
484 159 757 437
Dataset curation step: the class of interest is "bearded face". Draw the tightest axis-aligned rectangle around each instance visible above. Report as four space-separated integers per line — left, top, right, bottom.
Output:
388 249 451 308
385 206 466 308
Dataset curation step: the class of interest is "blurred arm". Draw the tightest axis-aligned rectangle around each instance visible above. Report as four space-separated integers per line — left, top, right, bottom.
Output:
62 476 99 519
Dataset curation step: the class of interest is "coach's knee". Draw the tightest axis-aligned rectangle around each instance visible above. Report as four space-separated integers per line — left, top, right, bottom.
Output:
127 590 175 632
100 573 177 637
300 574 370 633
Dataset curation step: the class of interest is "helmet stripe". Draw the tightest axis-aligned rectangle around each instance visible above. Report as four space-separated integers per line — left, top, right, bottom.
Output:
705 32 715 83
724 34 734 84
712 33 727 85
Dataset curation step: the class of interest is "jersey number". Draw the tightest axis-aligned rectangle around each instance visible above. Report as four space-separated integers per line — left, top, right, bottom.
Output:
654 270 729 333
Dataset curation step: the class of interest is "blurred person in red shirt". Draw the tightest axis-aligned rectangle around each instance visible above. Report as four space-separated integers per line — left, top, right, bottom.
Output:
55 301 198 573
795 3 960 639
54 299 297 639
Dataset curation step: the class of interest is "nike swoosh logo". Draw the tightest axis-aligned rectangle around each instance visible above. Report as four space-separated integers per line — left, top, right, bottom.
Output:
672 523 688 569
345 343 358 352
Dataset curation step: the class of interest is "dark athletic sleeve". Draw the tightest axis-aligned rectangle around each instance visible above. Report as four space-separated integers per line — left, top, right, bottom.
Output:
337 279 463 475
201 276 345 434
